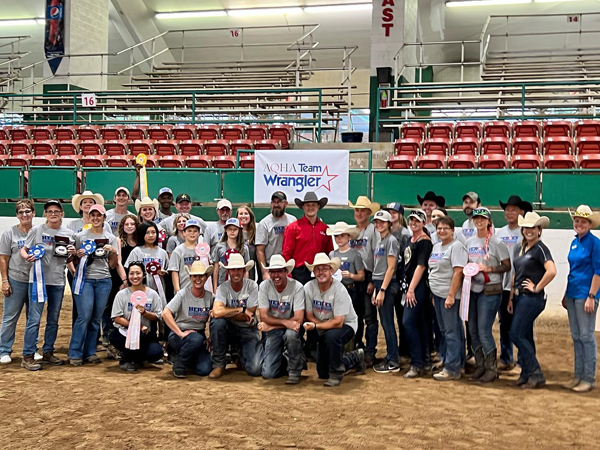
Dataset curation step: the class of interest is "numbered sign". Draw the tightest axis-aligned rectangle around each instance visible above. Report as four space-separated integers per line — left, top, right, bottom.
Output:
81 93 96 107
230 29 240 38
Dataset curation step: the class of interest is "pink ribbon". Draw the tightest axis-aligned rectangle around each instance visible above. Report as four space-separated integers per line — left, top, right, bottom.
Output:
461 263 480 322
196 242 213 292
126 290 147 350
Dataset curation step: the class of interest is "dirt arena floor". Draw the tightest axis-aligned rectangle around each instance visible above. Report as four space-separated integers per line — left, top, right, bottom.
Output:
0 295 598 450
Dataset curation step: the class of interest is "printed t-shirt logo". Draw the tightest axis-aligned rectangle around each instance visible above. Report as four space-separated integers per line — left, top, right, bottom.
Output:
273 225 285 236
189 306 210 321
404 246 412 266
183 256 197 266
41 235 55 246
268 299 290 314
462 228 475 238
468 246 486 256
429 252 444 264
312 300 333 314
499 235 519 247
350 238 368 250
230 295 248 308
128 302 152 311
340 260 350 271
16 239 26 249
374 246 385 259
262 163 339 193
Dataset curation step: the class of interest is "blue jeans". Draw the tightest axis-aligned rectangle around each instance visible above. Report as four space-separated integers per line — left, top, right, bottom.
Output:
402 281 430 369
168 331 212 376
433 294 465 376
23 284 65 356
210 318 262 376
373 279 399 364
510 293 546 382
468 291 502 355
109 328 163 365
565 296 599 383
261 328 303 378
316 325 355 380
69 278 112 360
0 278 30 356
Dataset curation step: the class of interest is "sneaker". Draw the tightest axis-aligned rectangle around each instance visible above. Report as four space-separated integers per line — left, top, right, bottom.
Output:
106 345 122 361
21 354 42 371
355 348 366 375
68 358 83 367
285 374 301 385
34 352 43 361
84 355 101 364
572 381 595 393
563 379 580 390
119 362 137 372
324 378 341 387
208 367 224 379
42 352 65 366
173 368 187 378
0 355 12 364
373 359 400 374
403 366 423 379
433 369 461 381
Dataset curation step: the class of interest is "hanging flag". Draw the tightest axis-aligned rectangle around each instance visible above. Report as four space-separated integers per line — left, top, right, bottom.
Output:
45 0 65 75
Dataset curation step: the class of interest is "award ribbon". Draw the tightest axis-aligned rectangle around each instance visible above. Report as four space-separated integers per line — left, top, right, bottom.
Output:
461 263 480 321
136 153 149 199
29 245 47 303
196 242 212 292
126 290 147 350
73 240 97 295
145 261 166 306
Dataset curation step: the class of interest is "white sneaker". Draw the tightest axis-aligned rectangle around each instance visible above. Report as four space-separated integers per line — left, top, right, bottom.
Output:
0 355 12 364
34 352 43 361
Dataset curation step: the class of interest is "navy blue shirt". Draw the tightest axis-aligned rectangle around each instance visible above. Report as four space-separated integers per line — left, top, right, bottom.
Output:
567 231 600 300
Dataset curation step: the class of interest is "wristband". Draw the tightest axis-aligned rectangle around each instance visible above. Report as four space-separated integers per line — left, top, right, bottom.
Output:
2 280 8 284
588 293 595 299
380 287 386 292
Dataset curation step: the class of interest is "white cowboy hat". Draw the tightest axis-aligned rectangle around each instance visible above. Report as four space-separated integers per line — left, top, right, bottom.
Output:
261 254 295 272
135 197 159 213
305 253 341 273
348 196 380 215
219 253 255 271
185 260 214 276
326 221 359 239
518 211 550 229
569 205 600 228
72 190 104 213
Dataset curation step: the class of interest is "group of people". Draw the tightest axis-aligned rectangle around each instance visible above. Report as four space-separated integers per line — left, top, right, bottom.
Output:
0 182 598 391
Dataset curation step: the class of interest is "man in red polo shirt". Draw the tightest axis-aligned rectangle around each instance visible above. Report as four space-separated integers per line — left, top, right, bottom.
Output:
282 191 333 285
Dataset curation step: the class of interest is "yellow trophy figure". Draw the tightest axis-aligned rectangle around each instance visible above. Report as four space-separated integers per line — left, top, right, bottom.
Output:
136 153 149 200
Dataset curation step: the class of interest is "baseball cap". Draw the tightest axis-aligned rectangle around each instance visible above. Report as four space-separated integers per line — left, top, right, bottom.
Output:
383 202 405 216
408 209 427 223
271 191 287 201
463 191 481 203
176 193 191 203
224 217 242 228
44 200 63 211
472 207 492 220
89 204 106 215
373 210 392 222
184 219 201 230
158 187 173 197
217 199 233 210
114 186 131 197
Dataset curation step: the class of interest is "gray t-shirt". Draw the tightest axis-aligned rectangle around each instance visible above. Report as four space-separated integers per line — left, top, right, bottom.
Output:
255 213 297 262
167 244 198 291
124 246 169 294
215 278 259 328
466 235 510 288
350 223 378 273
372 234 399 281
428 240 468 299
166 288 214 332
211 242 250 287
258 278 305 320
330 248 364 287
166 235 185 254
68 219 113 235
205 222 225 248
0 225 31 283
74 229 119 280
105 208 134 234
496 225 522 291
425 222 436 235
160 214 206 235
157 210 172 221
111 287 163 333
25 224 74 286
304 279 358 333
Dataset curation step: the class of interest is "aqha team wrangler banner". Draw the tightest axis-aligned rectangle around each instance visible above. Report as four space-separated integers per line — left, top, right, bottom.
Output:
254 150 349 205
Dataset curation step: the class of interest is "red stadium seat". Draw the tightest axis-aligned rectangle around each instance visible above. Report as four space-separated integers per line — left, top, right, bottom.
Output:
448 154 476 169
428 122 453 139
239 155 255 169
80 155 105 167
401 122 426 140
148 125 172 140
154 140 178 156
186 155 212 168
55 140 79 156
179 140 203 156
31 126 54 140
55 155 81 167
128 140 154 156
172 125 196 140
0 128 8 140
543 120 571 137
544 154 576 169
213 155 236 169
221 125 245 140
455 122 482 138
247 125 269 140
575 137 600 155
6 154 31 167
0 140 8 154
79 139 104 156
31 140 55 156
511 154 541 169
481 137 509 155
423 138 449 155
483 121 510 138
394 138 420 157
78 125 101 140
478 154 508 169
100 125 125 140
254 139 280 150
513 137 541 155
386 155 414 169
574 120 600 138
103 140 128 156
30 154 56 166
144 155 158 168
124 125 148 140
8 126 32 140
269 125 293 149
204 139 228 156
544 137 573 155
8 140 33 156
513 121 541 138
230 139 253 157
417 154 446 169
197 125 220 140
54 126 78 140
158 155 185 168
451 137 479 155
106 155 133 167
579 154 600 169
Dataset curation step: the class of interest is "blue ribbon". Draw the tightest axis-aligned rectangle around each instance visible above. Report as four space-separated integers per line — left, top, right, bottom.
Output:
73 240 96 295
29 245 46 303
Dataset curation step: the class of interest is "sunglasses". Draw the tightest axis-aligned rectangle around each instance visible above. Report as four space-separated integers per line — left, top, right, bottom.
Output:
17 210 33 215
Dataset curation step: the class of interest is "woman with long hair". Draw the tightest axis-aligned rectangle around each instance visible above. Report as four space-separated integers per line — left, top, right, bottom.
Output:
237 205 257 280
211 218 250 291
135 197 160 224
166 213 190 256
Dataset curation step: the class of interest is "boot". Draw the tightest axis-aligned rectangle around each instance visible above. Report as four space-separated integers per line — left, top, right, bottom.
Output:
470 347 486 380
21 354 42 371
479 350 498 383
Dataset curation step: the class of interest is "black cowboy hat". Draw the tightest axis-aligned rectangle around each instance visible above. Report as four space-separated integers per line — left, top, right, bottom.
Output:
416 191 446 208
294 191 328 209
499 195 533 213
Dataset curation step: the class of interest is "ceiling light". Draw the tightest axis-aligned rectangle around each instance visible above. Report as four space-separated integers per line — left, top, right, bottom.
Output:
0 18 45 26
228 7 304 17
446 0 531 7
305 3 373 12
534 0 581 3
156 11 227 19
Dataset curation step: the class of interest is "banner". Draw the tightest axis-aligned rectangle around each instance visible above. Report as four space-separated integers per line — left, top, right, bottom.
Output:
254 150 349 205
45 0 65 75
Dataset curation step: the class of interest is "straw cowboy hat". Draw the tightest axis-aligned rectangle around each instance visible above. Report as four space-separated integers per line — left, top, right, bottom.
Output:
569 205 600 228
305 253 341 273
326 221 360 239
294 191 328 209
219 253 255 271
72 191 104 213
349 196 380 215
135 197 159 213
261 254 295 273
518 211 550 229
185 260 214 276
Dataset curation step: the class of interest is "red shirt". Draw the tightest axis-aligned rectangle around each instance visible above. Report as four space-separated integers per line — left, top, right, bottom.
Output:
282 215 333 268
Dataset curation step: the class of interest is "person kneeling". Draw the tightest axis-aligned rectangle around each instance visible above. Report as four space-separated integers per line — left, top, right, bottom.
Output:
210 253 262 379
110 262 163 372
303 253 365 387
257 255 306 385
162 261 214 378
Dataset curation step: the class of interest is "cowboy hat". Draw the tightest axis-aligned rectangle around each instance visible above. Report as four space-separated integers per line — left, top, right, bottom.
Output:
261 254 295 272
569 205 600 228
219 253 255 271
349 196 380 215
305 253 341 273
185 260 214 276
499 195 533 213
417 191 446 208
294 191 328 209
72 191 104 213
326 221 360 239
135 197 159 213
518 211 550 229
